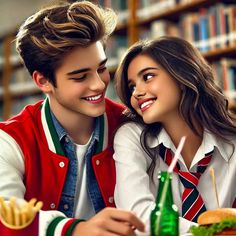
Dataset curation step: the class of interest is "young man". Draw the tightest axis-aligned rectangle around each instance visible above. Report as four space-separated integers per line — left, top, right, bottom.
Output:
0 1 144 235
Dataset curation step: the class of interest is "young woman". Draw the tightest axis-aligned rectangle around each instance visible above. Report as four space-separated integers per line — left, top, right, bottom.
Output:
0 1 144 235
113 36 236 234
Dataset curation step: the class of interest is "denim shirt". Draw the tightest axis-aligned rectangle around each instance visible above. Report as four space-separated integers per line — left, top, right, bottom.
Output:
50 111 105 217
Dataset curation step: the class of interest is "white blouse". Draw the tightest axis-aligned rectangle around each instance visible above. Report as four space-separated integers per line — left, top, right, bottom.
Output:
113 122 236 235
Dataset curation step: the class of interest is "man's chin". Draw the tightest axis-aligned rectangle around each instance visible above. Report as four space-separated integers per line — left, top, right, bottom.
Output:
88 107 106 118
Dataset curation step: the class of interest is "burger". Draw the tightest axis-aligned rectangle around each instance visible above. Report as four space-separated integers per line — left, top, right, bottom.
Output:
190 208 236 236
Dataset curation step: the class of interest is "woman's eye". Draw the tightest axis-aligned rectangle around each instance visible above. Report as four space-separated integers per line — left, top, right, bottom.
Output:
98 67 107 73
143 73 154 81
129 85 136 93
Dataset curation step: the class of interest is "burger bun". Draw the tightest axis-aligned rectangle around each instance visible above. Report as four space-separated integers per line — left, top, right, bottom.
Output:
198 208 236 225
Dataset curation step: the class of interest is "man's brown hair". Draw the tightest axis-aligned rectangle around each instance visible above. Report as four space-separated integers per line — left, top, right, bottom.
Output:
16 0 117 86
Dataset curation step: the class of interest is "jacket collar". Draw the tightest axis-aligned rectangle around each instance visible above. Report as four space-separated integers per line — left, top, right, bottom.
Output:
40 98 109 155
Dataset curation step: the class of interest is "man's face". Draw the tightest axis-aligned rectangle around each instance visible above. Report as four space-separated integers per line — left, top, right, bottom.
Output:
48 41 110 119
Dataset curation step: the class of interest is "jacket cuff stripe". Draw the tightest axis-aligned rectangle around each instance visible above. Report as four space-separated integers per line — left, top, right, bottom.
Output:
46 216 65 236
61 218 75 236
65 219 85 236
54 218 72 236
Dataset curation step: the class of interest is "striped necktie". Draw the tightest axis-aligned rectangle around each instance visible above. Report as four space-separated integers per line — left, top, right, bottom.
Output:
159 143 213 222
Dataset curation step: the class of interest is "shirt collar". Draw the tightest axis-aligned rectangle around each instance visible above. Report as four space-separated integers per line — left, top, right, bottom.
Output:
151 128 231 165
93 116 100 143
203 130 233 163
50 110 67 142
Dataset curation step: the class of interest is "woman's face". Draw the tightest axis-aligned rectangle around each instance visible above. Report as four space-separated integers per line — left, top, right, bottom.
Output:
127 54 182 125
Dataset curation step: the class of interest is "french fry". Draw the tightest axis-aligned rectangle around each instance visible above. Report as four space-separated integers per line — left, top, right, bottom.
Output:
9 197 16 226
27 198 37 220
20 206 28 225
0 196 7 220
31 200 43 220
33 201 43 213
9 197 23 227
5 203 13 225
14 207 21 226
28 198 37 207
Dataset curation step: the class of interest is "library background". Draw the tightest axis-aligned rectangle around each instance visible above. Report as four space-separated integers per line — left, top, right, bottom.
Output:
0 0 236 121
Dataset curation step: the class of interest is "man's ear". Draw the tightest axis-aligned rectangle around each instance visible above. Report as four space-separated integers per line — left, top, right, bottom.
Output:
32 71 52 93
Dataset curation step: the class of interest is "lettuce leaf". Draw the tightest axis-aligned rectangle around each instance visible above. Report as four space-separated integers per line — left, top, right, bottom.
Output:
190 219 236 236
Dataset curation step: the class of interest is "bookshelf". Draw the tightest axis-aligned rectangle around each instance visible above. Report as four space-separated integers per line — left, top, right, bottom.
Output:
137 0 234 24
1 35 13 121
132 0 236 109
0 33 43 120
0 0 236 120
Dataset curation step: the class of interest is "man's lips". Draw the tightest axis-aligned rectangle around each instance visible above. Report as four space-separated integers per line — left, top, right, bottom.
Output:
83 93 104 103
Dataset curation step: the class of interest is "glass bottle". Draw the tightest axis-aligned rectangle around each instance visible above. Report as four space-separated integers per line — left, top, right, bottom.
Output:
150 171 179 236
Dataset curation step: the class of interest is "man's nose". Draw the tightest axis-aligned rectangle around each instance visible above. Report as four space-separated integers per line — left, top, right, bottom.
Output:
90 73 106 90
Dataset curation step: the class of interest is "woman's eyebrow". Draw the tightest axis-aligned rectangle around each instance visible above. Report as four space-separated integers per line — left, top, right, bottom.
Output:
137 67 160 77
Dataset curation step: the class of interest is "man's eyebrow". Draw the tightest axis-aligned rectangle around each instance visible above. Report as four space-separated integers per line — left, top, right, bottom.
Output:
66 58 108 76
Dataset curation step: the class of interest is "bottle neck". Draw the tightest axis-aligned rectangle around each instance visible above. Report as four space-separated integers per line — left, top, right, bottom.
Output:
156 171 174 206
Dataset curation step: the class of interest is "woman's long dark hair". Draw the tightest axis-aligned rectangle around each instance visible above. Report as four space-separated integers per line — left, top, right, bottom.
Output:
115 36 236 177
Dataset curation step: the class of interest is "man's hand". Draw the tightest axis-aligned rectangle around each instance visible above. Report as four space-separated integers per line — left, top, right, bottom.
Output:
72 207 145 236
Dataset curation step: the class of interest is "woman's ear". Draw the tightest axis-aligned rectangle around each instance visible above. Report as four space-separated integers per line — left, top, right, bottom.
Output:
32 71 52 93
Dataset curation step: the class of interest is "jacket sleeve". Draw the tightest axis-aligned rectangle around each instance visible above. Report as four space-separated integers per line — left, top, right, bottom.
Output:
0 130 84 236
0 130 25 198
39 210 84 236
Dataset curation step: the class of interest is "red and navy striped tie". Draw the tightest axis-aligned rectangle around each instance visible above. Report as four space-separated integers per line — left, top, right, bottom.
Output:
159 143 213 222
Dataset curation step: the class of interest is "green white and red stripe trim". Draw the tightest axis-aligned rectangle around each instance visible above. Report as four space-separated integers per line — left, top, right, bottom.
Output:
46 216 84 236
41 98 109 154
38 210 84 236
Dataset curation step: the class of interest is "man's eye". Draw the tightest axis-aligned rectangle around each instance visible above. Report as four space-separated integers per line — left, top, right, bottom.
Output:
98 67 107 73
71 75 86 81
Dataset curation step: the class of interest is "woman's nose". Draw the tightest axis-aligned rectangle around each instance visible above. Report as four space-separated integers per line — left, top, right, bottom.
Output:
132 87 146 99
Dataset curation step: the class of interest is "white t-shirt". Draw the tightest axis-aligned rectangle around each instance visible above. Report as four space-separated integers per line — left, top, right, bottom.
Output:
113 122 236 235
74 139 95 219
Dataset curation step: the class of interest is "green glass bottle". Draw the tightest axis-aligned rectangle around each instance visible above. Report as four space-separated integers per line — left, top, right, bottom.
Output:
150 171 179 236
